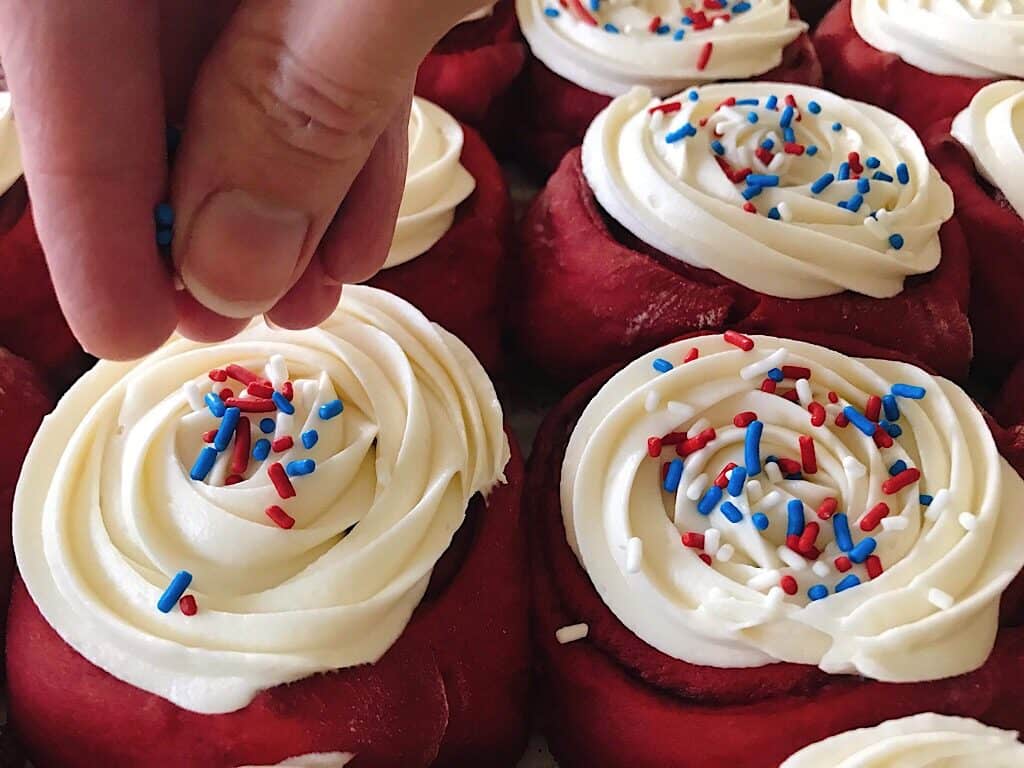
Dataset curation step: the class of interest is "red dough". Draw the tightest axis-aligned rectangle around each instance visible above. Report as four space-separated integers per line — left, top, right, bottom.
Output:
515 24 823 180
416 0 526 149
926 120 1024 381
815 0 993 134
369 122 511 375
528 332 1024 768
7 433 529 768
512 148 972 386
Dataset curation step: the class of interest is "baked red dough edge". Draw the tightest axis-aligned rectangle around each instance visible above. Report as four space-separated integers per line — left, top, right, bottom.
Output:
7 432 529 768
368 120 511 375
528 331 1024 768
512 148 972 386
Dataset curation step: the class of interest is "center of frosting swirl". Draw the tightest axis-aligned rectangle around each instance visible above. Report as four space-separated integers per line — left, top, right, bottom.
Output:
562 332 1024 681
583 83 953 299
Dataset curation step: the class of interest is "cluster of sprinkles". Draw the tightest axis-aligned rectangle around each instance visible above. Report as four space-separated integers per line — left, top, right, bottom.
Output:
648 88 914 252
542 0 756 69
641 332 942 606
157 356 345 616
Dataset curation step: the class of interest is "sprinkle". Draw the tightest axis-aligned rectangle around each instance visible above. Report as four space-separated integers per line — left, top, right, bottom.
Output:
271 391 294 415
799 435 817 474
687 89 699 101
799 522 820 554
710 140 726 155
843 406 877 436
158 571 193 614
272 436 294 453
202 430 217 444
665 123 698 143
860 502 891 532
832 122 842 132
845 194 863 213
873 429 894 448
784 143 805 156
653 358 674 374
806 145 819 156
833 513 853 552
208 369 228 383
780 575 798 595
205 392 227 418
865 555 884 579
812 561 831 578
556 624 589 644
697 42 713 70
650 101 683 116
808 584 828 601
835 574 861 592
211 407 240 453
740 347 788 380
647 437 663 458
811 173 835 194
664 458 684 492
225 397 276 413
779 546 807 570
928 589 954 610
787 499 805 537
281 381 294 401
264 504 296 529
746 112 759 124
958 512 977 531
881 516 909 531
319 399 344 420
883 468 921 494
873 171 894 182
218 388 234 402
190 446 218 481
734 411 758 428
230 417 252 475
286 459 315 477
808 402 826 427
762 379 778 393
625 537 643 573
603 22 619 32
268 462 296 499
183 382 205 412
857 178 870 195
808 100 822 114
724 330 754 351
684 476 707 501
837 162 851 182
733 0 751 10
768 207 781 220
714 461 737 488
889 460 908 476
892 383 926 400
223 364 257 385
644 391 661 413
715 544 735 563
817 497 838 520
699 553 713 565
752 512 770 530
544 6 560 16
742 186 763 201
178 595 198 616
896 163 910 184
727 466 748 497
849 537 876 564
698 485 723 515
768 368 785 382
257 418 274 434
920 494 934 506
889 234 905 250
747 174 780 187
253 438 271 461
720 501 743 523
925 489 949 521
682 531 706 549
674 29 685 40
835 556 852 572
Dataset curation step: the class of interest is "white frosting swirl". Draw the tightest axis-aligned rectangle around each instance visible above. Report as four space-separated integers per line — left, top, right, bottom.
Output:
238 753 353 768
583 83 953 299
14 286 509 714
386 98 475 269
562 333 1024 681
952 80 1024 219
461 2 497 22
0 91 22 197
781 714 1024 767
516 0 806 97
851 0 1024 79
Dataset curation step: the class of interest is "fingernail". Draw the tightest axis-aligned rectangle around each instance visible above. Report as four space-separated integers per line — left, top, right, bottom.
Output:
179 190 309 319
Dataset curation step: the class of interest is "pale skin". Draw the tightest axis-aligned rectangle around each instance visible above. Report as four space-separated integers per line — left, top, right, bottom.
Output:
0 0 486 360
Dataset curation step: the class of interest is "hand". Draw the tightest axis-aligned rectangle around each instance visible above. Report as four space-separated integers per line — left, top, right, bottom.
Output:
0 0 483 359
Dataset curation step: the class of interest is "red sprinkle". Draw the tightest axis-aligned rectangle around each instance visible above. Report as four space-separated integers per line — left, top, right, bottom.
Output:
782 365 811 380
848 151 863 175
230 416 251 475
860 502 891 532
802 546 821 561
734 411 758 428
835 412 850 428
697 41 713 71
569 0 599 25
179 595 198 616
715 462 739 488
247 382 274 399
202 430 217 444
679 428 717 457
784 94 801 120
225 474 244 486
208 369 228 382
755 147 775 166
648 101 682 115
828 391 839 404
662 432 687 446
682 532 706 549
873 429 894 448
783 142 805 155
808 402 826 427
683 347 700 363
266 504 296 529
882 468 921 494
716 97 737 111
647 437 663 458
866 555 884 579
798 522 820 554
799 435 817 474
786 533 801 553
225 397 276 413
225 364 259 385
281 381 294 401
699 553 713 565
272 436 294 453
817 497 838 520
779 388 800 403
648 14 662 32
761 378 778 393
780 575 798 595
717 157 752 184
834 556 852 573
219 388 234 402
268 462 296 499
724 330 754 351
865 395 882 422
743 202 758 214
777 457 801 476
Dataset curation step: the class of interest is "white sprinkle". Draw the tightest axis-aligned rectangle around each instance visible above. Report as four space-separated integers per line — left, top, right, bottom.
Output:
276 411 294 438
760 489 783 509
266 354 288 388
644 390 661 413
925 489 950 522
863 214 889 241
881 516 910 532
712 15 727 25
843 456 866 478
766 462 784 484
769 152 786 172
716 544 735 562
183 382 205 412
777 201 793 222
778 546 807 570
212 380 226 395
704 528 721 556
746 479 764 503
688 417 711 437
796 379 813 407
747 569 781 590
649 111 665 129
740 347 789 380
928 588 954 611
958 512 977 531
766 586 785 608
812 561 831 578
556 624 589 644
625 537 643 573
687 474 709 500
668 401 694 421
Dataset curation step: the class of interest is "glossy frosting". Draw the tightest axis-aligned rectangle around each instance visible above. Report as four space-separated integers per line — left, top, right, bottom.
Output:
14 286 509 714
583 83 953 299
238 754 353 768
852 0 1024 79
952 80 1024 219
516 0 805 97
562 333 1024 681
0 91 22 196
386 98 475 269
781 714 1024 766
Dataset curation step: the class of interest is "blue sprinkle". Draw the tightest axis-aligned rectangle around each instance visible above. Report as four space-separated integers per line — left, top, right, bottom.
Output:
157 571 193 614
808 584 829 601
253 438 271 461
673 28 686 40
857 178 870 194
882 421 903 437
872 171 894 182
783 126 795 144
785 473 803 482
892 383 926 400
720 501 743 524
319 399 345 420
665 123 697 143
286 459 316 477
260 418 276 434
837 162 851 181
590 0 599 9
752 512 770 530
766 94 778 110
896 163 910 184
728 466 748 497
881 395 900 422
845 193 863 213
657 24 671 34
747 174 780 187
156 228 173 247
698 485 723 515
154 203 175 228
272 391 294 415
733 0 751 10
544 7 560 17
849 537 877 564
205 392 226 418
768 207 781 220
687 89 699 102
664 458 684 493
742 186 763 200
920 494 934 506
711 140 726 155
745 420 764 477
835 574 862 592
843 406 877 436
806 145 819 156
832 122 843 132
736 98 760 106
653 358 674 373
301 429 319 450
214 407 241 452
780 105 795 128
811 173 835 195
865 156 881 169
190 446 218 481
767 368 785 382
889 460 908 476
681 15 693 24
808 100 822 114
837 201 848 211
765 455 779 464
833 513 853 552
889 234 905 250
603 22 619 33
761 138 775 151
747 112 759 124
787 499 805 537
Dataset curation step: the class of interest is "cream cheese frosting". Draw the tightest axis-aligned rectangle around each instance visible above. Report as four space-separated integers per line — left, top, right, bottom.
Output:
0 91 22 197
951 80 1024 220
14 285 509 715
385 97 476 269
780 714 1024 766
582 83 953 299
851 0 1024 79
562 333 1024 681
238 753 353 768
516 0 806 97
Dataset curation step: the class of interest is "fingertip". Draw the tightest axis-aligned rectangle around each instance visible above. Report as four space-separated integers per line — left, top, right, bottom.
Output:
266 258 343 330
174 291 251 342
74 301 177 361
